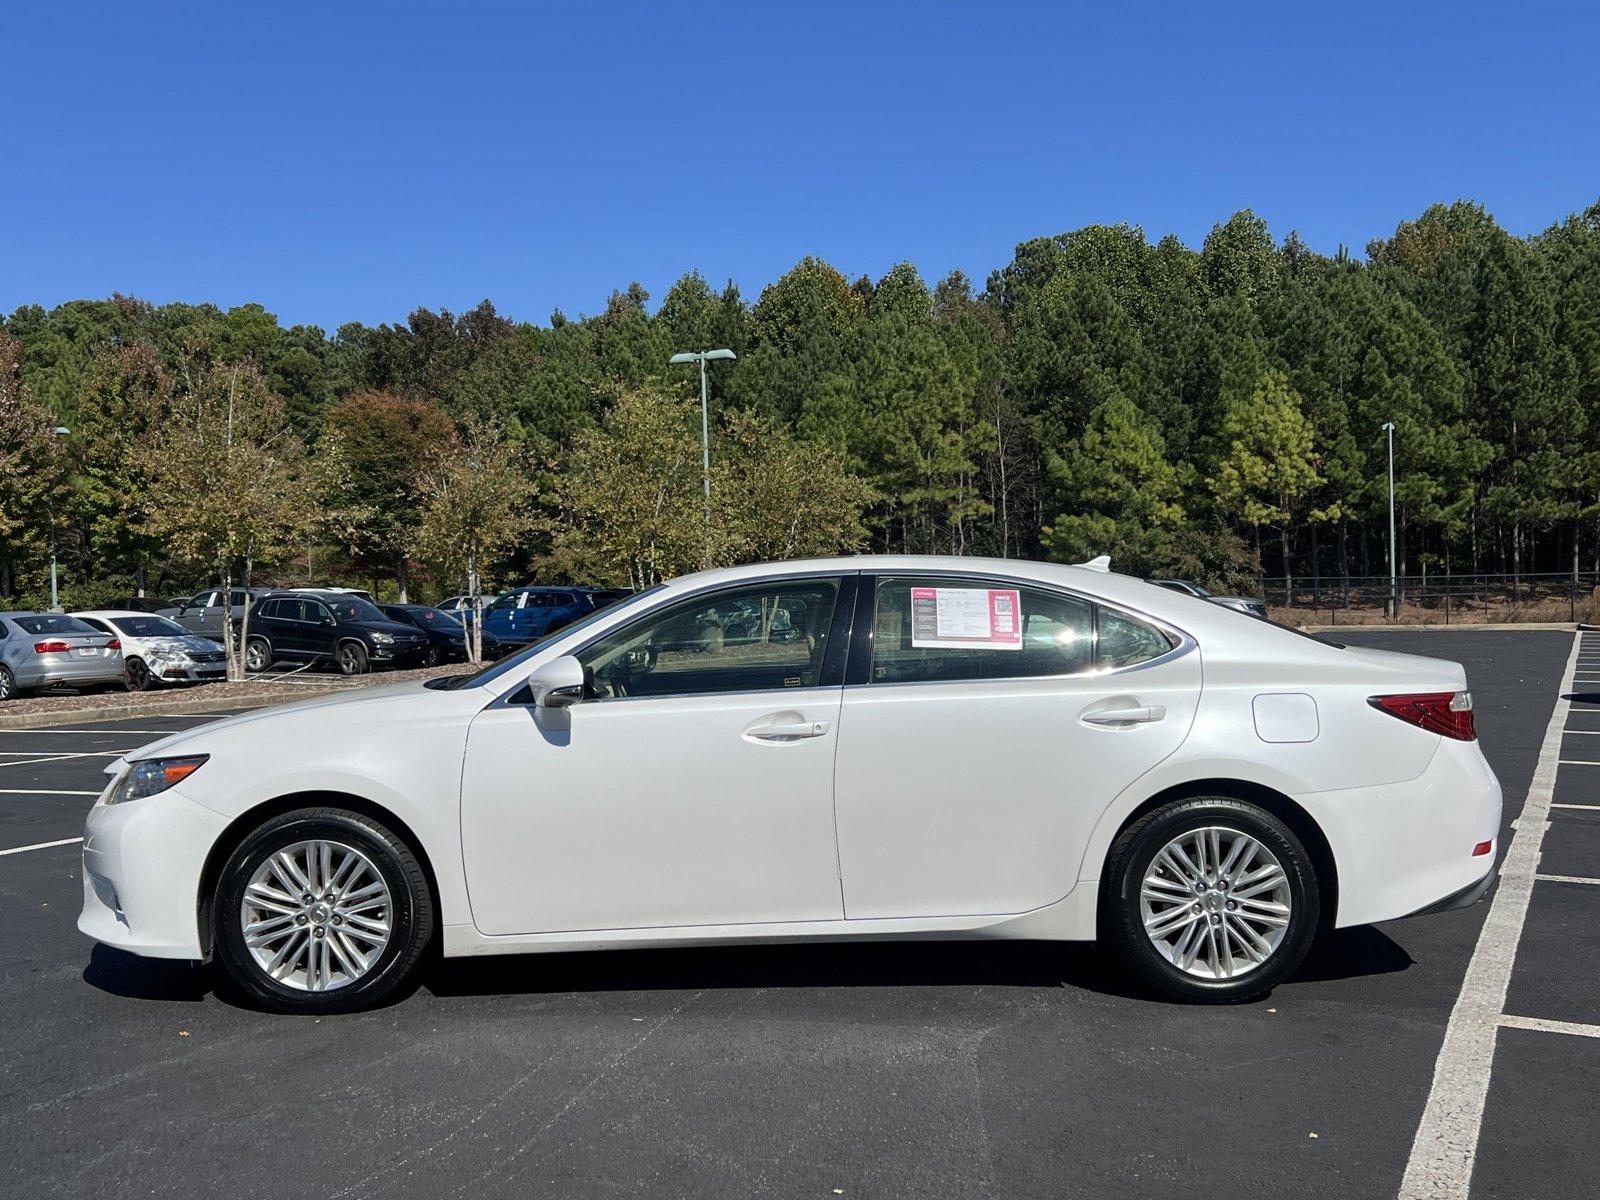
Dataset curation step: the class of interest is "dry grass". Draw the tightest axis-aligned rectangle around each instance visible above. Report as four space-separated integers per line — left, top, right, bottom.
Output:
1269 590 1600 627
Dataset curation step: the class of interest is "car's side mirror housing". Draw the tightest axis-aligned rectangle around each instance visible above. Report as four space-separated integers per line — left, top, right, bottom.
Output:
528 654 586 709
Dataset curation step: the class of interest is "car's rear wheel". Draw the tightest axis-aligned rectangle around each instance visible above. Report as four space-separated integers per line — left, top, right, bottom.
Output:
245 638 272 673
337 641 369 675
213 808 434 1013
0 664 16 701
423 644 442 668
124 657 154 691
1101 796 1319 1003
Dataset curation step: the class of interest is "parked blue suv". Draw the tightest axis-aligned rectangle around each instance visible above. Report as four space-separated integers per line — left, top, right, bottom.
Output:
480 586 631 650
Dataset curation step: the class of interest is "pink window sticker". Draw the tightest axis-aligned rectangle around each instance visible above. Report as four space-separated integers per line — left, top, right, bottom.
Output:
908 586 1023 650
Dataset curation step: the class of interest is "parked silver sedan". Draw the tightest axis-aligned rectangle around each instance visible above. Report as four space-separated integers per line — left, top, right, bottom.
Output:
0 612 125 700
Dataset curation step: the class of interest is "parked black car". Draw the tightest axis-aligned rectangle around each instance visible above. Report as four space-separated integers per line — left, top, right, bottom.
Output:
378 603 503 665
244 591 429 675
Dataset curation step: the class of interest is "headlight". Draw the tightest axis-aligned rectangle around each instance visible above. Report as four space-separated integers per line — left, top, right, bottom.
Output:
106 756 208 804
370 632 395 645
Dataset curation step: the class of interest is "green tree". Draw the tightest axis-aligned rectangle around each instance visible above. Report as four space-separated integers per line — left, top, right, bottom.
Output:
1209 370 1334 592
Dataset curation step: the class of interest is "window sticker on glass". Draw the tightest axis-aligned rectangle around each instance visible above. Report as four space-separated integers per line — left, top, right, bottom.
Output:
909 587 1023 651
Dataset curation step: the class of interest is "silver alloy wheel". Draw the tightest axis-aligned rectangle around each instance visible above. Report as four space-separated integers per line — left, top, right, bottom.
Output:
245 641 268 671
1140 825 1292 979
239 840 392 992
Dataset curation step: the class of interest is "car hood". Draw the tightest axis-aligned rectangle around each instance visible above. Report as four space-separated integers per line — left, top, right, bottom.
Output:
149 635 223 655
112 678 441 766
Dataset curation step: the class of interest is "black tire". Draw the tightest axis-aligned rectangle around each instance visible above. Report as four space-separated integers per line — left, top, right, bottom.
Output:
337 641 369 676
1100 796 1320 1003
212 807 434 1014
424 644 442 668
245 637 272 673
125 657 154 692
0 664 17 701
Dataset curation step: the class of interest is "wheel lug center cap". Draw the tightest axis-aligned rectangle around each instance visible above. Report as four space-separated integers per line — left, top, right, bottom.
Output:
309 902 332 924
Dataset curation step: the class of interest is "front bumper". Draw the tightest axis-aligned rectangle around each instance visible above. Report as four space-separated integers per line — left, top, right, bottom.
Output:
153 658 228 683
77 783 230 960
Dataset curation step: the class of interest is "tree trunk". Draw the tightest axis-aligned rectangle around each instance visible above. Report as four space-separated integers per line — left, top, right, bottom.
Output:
397 557 410 605
1279 525 1292 599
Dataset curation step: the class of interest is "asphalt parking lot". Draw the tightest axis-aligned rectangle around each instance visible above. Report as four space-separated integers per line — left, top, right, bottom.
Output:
1 630 1594 1199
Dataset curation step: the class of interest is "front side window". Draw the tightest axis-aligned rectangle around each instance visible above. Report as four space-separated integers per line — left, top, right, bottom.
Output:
578 578 842 700
870 577 1095 684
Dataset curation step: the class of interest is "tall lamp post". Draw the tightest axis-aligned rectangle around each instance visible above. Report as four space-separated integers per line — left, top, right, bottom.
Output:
1382 421 1396 618
668 348 737 528
48 425 70 612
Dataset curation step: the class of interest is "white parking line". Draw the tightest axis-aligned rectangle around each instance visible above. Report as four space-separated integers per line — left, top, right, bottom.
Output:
1398 630 1579 1200
0 729 173 736
0 752 125 761
1551 803 1600 811
1499 1014 1600 1039
0 752 118 769
0 788 99 796
0 836 82 857
1557 759 1600 766
1534 873 1600 886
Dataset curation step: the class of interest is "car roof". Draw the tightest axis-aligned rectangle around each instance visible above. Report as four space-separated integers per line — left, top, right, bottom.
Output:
72 609 170 620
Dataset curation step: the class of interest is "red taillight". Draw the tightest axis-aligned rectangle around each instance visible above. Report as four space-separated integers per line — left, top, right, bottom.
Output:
106 639 121 651
1472 840 1494 857
1368 691 1477 741
33 640 71 654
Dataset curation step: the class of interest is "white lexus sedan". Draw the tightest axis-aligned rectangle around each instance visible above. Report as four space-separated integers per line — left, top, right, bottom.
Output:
78 556 1502 1012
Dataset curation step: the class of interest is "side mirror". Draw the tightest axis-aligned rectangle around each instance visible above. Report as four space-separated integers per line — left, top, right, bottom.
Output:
528 654 586 709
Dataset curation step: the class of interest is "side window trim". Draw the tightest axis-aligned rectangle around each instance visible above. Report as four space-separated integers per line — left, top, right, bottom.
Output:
849 571 1191 688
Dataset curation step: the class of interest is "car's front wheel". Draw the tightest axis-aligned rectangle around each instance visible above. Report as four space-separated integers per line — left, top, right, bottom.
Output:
212 808 434 1013
337 641 369 675
1101 796 1319 1003
124 657 154 691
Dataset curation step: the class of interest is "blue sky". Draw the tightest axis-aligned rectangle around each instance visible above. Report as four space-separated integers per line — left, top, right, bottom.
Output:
4 2 1597 331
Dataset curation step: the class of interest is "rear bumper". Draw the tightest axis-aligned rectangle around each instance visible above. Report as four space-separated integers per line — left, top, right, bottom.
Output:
1297 737 1503 928
18 654 125 689
1404 862 1497 917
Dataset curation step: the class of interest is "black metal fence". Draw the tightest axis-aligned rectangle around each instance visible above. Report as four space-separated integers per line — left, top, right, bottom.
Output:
1259 572 1600 624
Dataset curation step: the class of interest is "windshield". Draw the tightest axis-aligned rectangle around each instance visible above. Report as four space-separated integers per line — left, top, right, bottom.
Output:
12 614 98 636
112 615 190 639
429 585 664 690
325 597 388 623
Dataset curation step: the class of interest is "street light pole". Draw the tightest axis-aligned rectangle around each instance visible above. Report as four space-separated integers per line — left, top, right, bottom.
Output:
1382 421 1396 618
669 348 737 531
48 426 70 612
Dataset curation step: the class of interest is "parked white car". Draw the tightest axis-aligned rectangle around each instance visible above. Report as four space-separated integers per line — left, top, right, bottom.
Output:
73 610 229 690
79 556 1501 1012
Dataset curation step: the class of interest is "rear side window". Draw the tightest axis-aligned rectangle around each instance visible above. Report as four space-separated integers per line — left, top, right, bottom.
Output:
868 578 1176 683
1098 608 1174 669
870 577 1094 684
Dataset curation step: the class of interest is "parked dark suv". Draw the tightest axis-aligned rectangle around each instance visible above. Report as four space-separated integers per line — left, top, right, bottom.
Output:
378 603 504 665
244 591 428 675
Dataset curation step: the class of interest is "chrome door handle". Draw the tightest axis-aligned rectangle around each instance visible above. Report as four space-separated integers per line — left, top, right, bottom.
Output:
1081 704 1167 726
746 719 831 742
